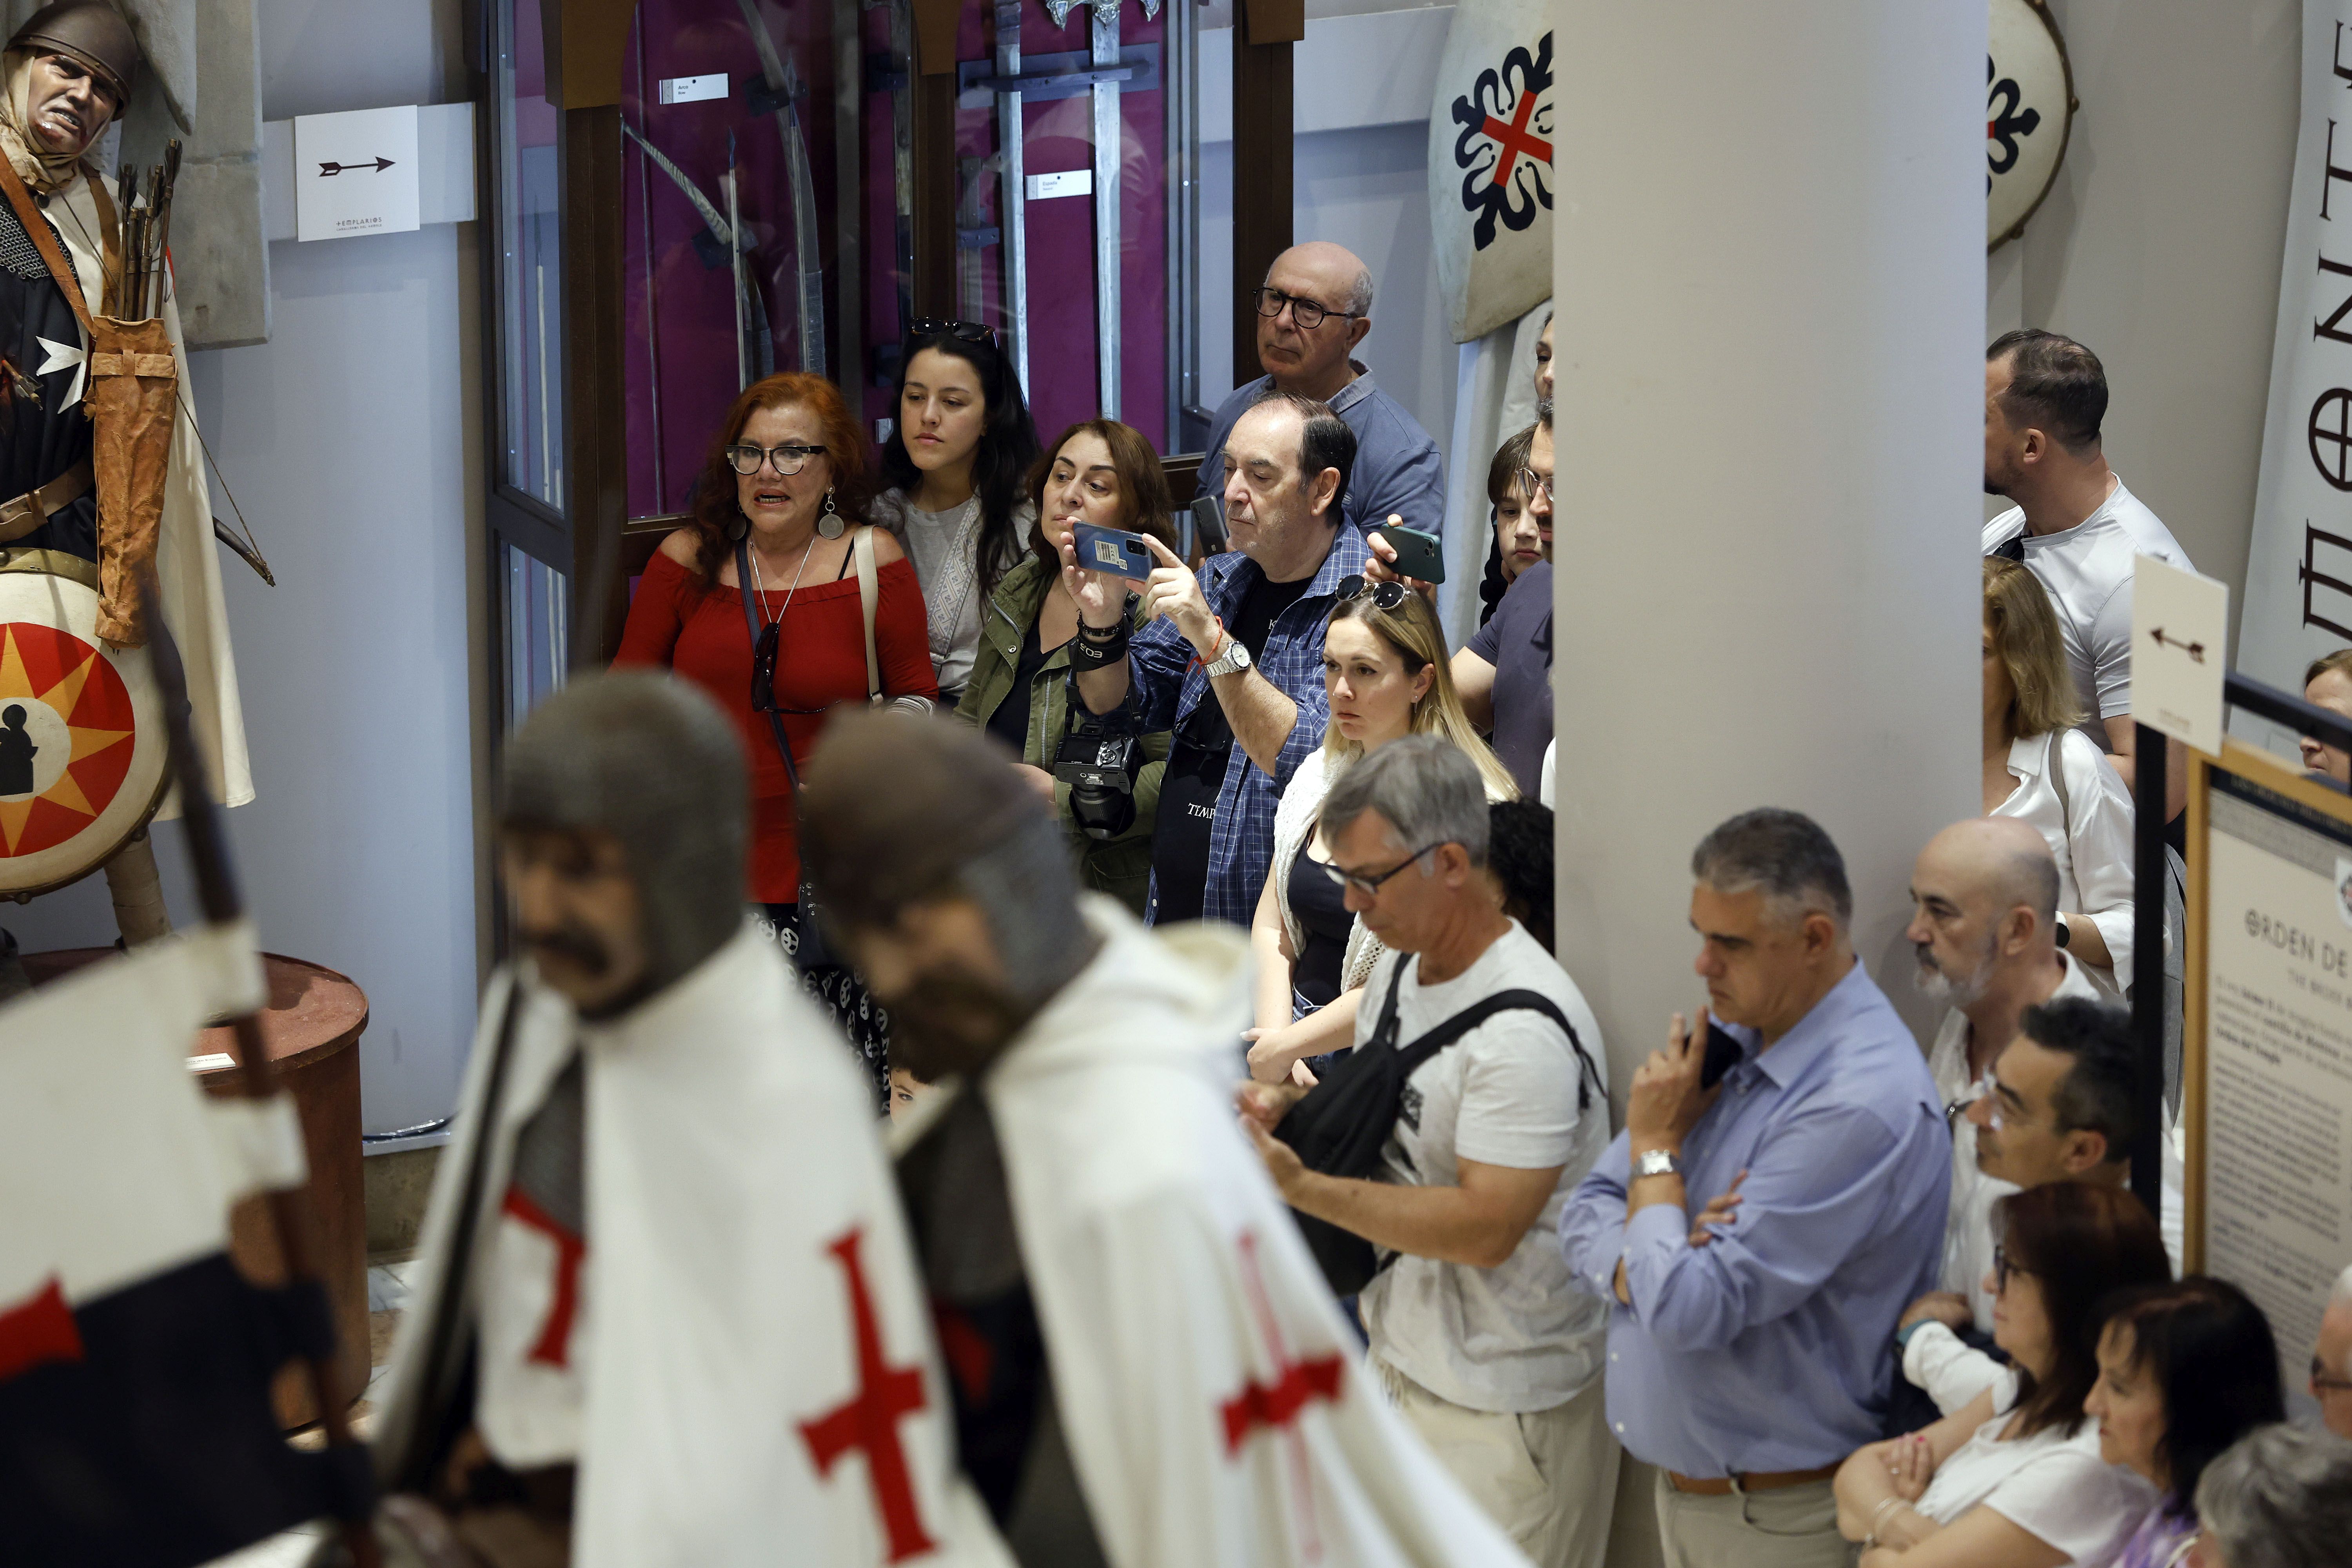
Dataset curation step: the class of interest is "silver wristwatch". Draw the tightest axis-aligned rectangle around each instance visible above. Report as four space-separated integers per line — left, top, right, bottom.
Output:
1633 1148 1681 1180
1204 637 1253 678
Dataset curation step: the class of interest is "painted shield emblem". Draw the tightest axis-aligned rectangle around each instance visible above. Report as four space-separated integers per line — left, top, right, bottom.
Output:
0 562 167 897
1988 0 2074 250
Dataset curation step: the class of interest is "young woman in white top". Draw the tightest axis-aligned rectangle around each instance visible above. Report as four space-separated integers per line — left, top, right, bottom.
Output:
1984 558 2136 995
1836 1182 2170 1568
1245 579 1515 1085
870 321 1040 704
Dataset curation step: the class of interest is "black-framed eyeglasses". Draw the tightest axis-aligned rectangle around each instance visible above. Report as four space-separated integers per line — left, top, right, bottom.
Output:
1334 574 1409 612
1992 1245 2037 1295
1252 287 1359 332
726 442 826 477
2312 1357 2352 1395
1321 842 1449 898
909 317 999 347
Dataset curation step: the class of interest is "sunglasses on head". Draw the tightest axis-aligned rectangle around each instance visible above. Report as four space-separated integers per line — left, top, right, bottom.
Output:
907 318 998 347
1334 575 1410 612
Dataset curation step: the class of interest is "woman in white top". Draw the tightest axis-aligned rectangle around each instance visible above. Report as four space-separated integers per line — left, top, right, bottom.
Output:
870 320 1040 704
1984 558 2136 994
1837 1182 2170 1568
1245 579 1515 1085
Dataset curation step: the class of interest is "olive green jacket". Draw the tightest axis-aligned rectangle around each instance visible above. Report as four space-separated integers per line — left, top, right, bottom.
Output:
954 556 1169 915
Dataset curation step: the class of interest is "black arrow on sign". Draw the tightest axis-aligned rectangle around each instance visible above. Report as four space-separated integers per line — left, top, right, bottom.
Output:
316 157 396 176
2149 626 2207 663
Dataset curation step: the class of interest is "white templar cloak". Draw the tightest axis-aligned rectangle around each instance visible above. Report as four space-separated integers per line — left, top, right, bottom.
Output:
371 924 1011 1568
959 897 1532 1567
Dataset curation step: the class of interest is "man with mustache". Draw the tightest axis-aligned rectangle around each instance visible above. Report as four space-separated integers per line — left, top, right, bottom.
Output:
364 673 1007 1568
799 711 1532 1567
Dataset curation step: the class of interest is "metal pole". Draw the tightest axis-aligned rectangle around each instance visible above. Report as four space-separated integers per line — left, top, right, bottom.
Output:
1088 2 1122 419
2130 721 2167 1212
993 0 1029 386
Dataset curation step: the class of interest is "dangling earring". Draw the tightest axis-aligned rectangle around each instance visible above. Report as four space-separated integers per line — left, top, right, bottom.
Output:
817 487 845 539
726 512 748 542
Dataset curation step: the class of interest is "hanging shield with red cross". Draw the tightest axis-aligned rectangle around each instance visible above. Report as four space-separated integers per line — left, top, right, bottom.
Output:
0 553 169 898
1428 5 1554 344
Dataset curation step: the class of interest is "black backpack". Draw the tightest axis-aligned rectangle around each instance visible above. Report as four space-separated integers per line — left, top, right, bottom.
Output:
1272 956 1599 1297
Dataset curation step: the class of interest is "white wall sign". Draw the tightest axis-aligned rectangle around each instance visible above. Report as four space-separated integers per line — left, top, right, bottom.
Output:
293 105 421 242
2132 553 2230 756
657 73 728 105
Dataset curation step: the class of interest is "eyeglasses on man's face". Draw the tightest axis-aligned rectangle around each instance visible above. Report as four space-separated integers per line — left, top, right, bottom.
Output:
1322 842 1449 898
1252 287 1359 332
726 442 826 477
1514 467 1556 505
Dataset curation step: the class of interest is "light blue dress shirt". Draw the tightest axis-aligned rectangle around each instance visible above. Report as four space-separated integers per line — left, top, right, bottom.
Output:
1558 960 1949 1477
1201 367 1448 540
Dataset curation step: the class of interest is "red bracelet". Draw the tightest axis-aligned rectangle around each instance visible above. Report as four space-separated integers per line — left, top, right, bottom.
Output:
1188 616 1228 674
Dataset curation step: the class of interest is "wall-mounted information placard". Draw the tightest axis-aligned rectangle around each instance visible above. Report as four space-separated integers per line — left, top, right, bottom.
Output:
2187 740 2352 1414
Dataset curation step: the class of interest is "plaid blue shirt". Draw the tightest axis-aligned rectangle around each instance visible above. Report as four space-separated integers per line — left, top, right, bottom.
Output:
1112 527 1368 927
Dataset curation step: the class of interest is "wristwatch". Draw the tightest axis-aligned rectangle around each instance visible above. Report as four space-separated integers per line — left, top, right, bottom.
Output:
1204 637 1254 678
2054 913 2071 949
1633 1148 1681 1180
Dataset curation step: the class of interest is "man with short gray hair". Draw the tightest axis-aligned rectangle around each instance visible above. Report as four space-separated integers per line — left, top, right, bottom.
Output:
2193 1421 2352 1568
1240 737 1615 1567
2312 1263 2352 1439
1559 808 1948 1568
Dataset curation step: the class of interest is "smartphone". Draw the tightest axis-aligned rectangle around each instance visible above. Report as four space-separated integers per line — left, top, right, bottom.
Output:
1189 493 1228 554
1073 522 1156 581
1700 1021 1746 1090
1376 523 1445 585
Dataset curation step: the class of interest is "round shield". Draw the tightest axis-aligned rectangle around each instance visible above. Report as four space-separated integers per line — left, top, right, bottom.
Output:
0 552 168 898
1989 0 2075 251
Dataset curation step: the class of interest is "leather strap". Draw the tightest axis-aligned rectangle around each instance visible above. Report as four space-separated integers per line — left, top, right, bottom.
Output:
0 457 93 543
1665 1465 1839 1497
0 151 92 339
84 166 121 314
853 524 880 701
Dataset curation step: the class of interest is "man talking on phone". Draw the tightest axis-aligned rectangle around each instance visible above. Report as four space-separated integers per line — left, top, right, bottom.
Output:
1557 809 1948 1568
1059 393 1365 927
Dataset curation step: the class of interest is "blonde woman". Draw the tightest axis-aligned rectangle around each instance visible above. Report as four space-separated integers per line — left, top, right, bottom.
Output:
1982 558 2134 992
1246 579 1516 1084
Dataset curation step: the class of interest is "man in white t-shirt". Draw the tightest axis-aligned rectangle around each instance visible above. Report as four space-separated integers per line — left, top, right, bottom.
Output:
1888 819 2100 1416
1241 736 1614 1568
1980 329 2190 820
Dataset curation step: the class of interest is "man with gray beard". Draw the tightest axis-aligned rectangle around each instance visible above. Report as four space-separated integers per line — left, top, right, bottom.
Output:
1885 818 2100 1417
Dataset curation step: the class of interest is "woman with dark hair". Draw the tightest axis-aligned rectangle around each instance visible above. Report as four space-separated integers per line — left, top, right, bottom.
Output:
1484 799 1555 953
2085 1278 2286 1568
614 371 936 1104
954 419 1174 914
871 321 1043 706
1835 1182 2171 1566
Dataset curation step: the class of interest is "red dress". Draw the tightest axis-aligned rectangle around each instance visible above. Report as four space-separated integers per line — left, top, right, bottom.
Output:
613 543 938 903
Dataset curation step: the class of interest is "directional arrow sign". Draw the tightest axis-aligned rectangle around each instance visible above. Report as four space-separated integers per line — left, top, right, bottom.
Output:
2132 554 2229 757
294 106 419 240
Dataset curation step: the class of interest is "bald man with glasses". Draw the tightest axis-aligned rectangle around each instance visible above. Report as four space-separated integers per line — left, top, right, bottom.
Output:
1200 241 1447 541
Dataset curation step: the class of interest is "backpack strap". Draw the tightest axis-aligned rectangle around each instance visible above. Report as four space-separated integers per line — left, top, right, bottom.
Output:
1390 987 1601 1112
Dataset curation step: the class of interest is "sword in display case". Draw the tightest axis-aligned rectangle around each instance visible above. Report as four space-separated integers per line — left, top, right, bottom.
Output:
735 0 828 377
992 0 1029 388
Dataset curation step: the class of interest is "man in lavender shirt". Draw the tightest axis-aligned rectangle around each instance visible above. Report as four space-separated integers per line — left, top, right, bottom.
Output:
1559 809 1949 1568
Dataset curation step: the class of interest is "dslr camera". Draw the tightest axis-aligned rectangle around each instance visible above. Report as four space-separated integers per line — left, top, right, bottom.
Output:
1054 701 1143 840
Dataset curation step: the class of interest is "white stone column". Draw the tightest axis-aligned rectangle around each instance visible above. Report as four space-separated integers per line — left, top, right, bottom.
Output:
1546 6 1983 1558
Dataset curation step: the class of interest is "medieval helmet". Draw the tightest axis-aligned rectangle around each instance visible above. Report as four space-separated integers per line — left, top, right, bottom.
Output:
9 2 140 113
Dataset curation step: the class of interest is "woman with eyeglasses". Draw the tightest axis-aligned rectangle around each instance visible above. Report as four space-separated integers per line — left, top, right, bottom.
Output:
1835 1182 2171 1568
1245 580 1515 1086
2083 1278 2285 1568
614 371 936 1106
871 319 1042 707
953 419 1176 915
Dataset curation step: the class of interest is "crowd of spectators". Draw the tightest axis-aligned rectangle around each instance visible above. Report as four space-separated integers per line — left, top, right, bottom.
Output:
607 262 2352 1568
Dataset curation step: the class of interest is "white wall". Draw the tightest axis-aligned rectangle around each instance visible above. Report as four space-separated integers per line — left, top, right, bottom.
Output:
13 0 485 1143
1986 0 2299 657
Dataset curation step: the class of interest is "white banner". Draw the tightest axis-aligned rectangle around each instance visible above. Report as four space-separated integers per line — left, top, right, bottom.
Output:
1427 3 1553 345
2240 2 2352 740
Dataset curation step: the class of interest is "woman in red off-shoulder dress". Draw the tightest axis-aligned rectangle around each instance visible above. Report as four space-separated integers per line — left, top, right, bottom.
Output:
615 371 936 1107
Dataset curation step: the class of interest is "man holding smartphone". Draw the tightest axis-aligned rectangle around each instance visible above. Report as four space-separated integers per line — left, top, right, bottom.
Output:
1059 393 1365 927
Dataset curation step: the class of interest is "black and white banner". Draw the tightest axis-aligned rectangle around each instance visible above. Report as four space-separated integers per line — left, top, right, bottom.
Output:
2241 2 2352 731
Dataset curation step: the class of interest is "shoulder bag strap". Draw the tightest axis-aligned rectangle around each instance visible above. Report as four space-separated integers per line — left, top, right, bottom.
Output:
1392 988 1600 1112
855 524 881 701
733 533 803 791
0 154 93 338
2047 728 2073 843
1364 955 1410 1054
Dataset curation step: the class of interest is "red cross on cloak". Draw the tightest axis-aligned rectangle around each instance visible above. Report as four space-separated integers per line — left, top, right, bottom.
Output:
1218 1231 1345 1559
501 1186 586 1368
1479 85 1552 191
798 1227 940 1563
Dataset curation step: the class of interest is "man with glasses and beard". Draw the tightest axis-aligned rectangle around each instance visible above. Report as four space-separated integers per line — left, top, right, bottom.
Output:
1199 241 1445 540
1884 817 2103 1421
799 711 1533 1568
363 674 1005 1568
